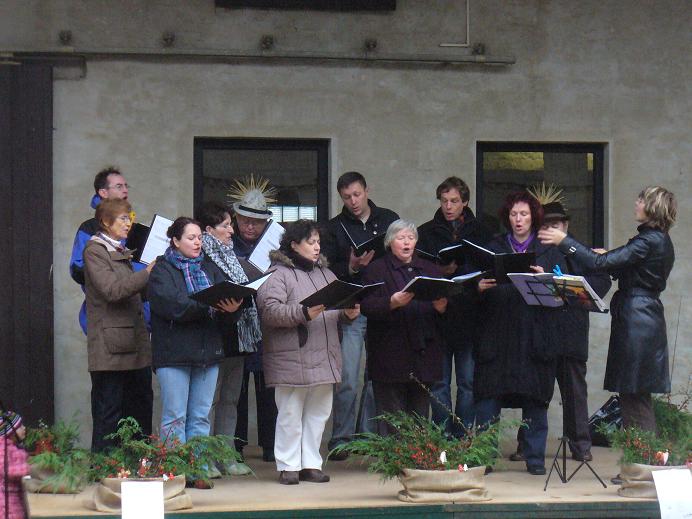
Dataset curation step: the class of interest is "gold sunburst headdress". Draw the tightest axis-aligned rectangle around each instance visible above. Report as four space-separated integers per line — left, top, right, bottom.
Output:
528 182 569 222
527 182 564 206
227 174 277 220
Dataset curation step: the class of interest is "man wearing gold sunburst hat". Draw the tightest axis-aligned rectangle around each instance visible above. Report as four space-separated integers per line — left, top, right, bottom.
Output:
226 175 279 465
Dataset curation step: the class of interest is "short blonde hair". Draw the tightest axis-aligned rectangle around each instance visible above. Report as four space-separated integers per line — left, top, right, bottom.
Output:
384 219 418 249
638 186 677 232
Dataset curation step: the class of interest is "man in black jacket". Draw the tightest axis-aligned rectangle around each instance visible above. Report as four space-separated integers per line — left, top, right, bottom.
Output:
510 201 611 463
322 171 399 455
417 177 491 437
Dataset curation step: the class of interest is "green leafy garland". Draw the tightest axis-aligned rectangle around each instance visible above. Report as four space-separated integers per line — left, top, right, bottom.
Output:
329 411 514 480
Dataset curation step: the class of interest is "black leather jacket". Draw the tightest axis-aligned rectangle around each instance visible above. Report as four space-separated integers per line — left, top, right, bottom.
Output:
559 225 675 393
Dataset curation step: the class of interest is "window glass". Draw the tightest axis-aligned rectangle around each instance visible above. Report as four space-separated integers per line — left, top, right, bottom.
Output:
477 144 605 246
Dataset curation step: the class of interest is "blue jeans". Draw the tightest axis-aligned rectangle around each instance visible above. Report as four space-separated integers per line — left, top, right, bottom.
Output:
476 398 548 470
430 341 475 436
329 315 376 448
157 364 220 444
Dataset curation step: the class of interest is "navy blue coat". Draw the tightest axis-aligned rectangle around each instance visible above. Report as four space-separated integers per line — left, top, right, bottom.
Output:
147 256 238 369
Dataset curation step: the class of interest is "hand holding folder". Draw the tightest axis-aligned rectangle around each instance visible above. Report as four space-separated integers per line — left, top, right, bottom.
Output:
190 272 273 307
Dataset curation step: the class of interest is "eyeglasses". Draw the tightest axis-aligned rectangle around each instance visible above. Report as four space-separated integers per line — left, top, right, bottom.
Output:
116 215 133 223
108 183 130 191
215 223 233 230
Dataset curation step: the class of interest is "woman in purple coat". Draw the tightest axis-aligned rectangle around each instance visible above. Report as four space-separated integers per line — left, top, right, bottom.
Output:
360 219 448 435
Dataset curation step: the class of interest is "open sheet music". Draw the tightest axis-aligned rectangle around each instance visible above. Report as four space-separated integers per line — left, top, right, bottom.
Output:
134 214 174 265
190 272 273 306
300 280 384 310
401 276 467 301
415 243 466 264
248 220 285 273
507 272 609 313
340 221 386 259
462 239 535 283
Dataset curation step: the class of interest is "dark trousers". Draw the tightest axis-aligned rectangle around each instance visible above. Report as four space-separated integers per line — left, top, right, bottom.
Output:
555 356 591 456
235 370 277 453
476 398 548 470
90 367 153 452
372 381 429 436
620 392 656 433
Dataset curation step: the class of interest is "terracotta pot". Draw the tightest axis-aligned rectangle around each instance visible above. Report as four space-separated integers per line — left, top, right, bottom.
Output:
84 475 192 512
397 466 491 503
618 463 690 499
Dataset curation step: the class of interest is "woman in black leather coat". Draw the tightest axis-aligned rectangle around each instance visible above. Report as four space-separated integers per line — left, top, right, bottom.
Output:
539 186 676 433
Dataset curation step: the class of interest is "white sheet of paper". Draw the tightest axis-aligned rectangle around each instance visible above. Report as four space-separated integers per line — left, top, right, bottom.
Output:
248 220 285 273
652 468 692 519
121 480 164 519
140 214 174 265
245 271 273 291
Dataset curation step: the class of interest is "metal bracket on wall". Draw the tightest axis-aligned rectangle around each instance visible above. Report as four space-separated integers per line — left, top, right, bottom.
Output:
3 48 515 72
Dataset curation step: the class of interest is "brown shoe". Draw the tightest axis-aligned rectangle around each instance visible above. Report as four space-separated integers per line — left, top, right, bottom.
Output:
509 451 525 462
186 478 214 489
572 451 593 462
279 470 299 485
299 468 330 483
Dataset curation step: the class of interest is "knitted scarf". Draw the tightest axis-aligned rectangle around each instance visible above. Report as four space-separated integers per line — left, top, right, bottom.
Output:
201 233 261 353
164 247 211 294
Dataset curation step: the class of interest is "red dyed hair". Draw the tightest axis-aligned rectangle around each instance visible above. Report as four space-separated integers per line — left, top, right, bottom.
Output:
498 191 544 233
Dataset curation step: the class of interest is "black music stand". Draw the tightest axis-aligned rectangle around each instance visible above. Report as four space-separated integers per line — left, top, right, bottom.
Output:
516 279 608 490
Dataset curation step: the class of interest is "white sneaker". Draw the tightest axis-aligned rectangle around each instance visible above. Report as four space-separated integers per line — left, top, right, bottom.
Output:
207 465 223 479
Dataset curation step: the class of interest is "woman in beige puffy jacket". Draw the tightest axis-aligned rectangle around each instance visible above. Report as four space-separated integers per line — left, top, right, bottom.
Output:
256 220 359 486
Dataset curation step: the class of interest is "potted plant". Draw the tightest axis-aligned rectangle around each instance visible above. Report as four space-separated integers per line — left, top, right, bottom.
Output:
85 417 243 512
600 390 692 498
329 411 509 503
24 419 91 494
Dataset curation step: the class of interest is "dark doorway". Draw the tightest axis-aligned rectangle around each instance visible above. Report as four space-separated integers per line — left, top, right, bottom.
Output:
0 64 54 424
476 142 606 247
193 138 330 222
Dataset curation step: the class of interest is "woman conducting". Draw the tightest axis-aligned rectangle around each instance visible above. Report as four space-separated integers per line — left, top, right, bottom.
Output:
256 220 359 485
539 186 676 434
147 217 242 488
360 219 448 434
198 202 262 477
83 198 155 452
474 191 567 476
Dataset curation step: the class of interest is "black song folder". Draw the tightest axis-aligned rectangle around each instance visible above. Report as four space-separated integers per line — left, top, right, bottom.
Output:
300 280 384 310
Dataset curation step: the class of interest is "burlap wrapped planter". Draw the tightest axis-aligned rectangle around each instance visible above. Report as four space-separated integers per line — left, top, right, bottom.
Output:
397 466 491 503
24 465 87 494
618 463 690 498
84 475 192 512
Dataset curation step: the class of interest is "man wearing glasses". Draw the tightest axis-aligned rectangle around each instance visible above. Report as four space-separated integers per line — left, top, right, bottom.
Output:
69 167 149 334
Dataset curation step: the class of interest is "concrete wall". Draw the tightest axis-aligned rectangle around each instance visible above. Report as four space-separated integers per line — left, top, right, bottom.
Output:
2 0 690 443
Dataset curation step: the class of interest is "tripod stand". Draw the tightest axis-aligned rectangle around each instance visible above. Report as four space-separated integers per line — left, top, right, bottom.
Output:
508 274 611 490
543 357 607 491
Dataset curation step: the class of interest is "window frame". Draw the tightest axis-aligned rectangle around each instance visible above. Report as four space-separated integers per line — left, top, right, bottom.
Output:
476 141 606 247
193 137 330 222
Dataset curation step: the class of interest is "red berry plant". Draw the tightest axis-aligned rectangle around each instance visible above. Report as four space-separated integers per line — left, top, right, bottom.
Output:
329 411 508 481
24 419 92 493
90 417 243 482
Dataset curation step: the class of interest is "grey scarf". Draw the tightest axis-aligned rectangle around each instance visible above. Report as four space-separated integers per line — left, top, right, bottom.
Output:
202 233 261 353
